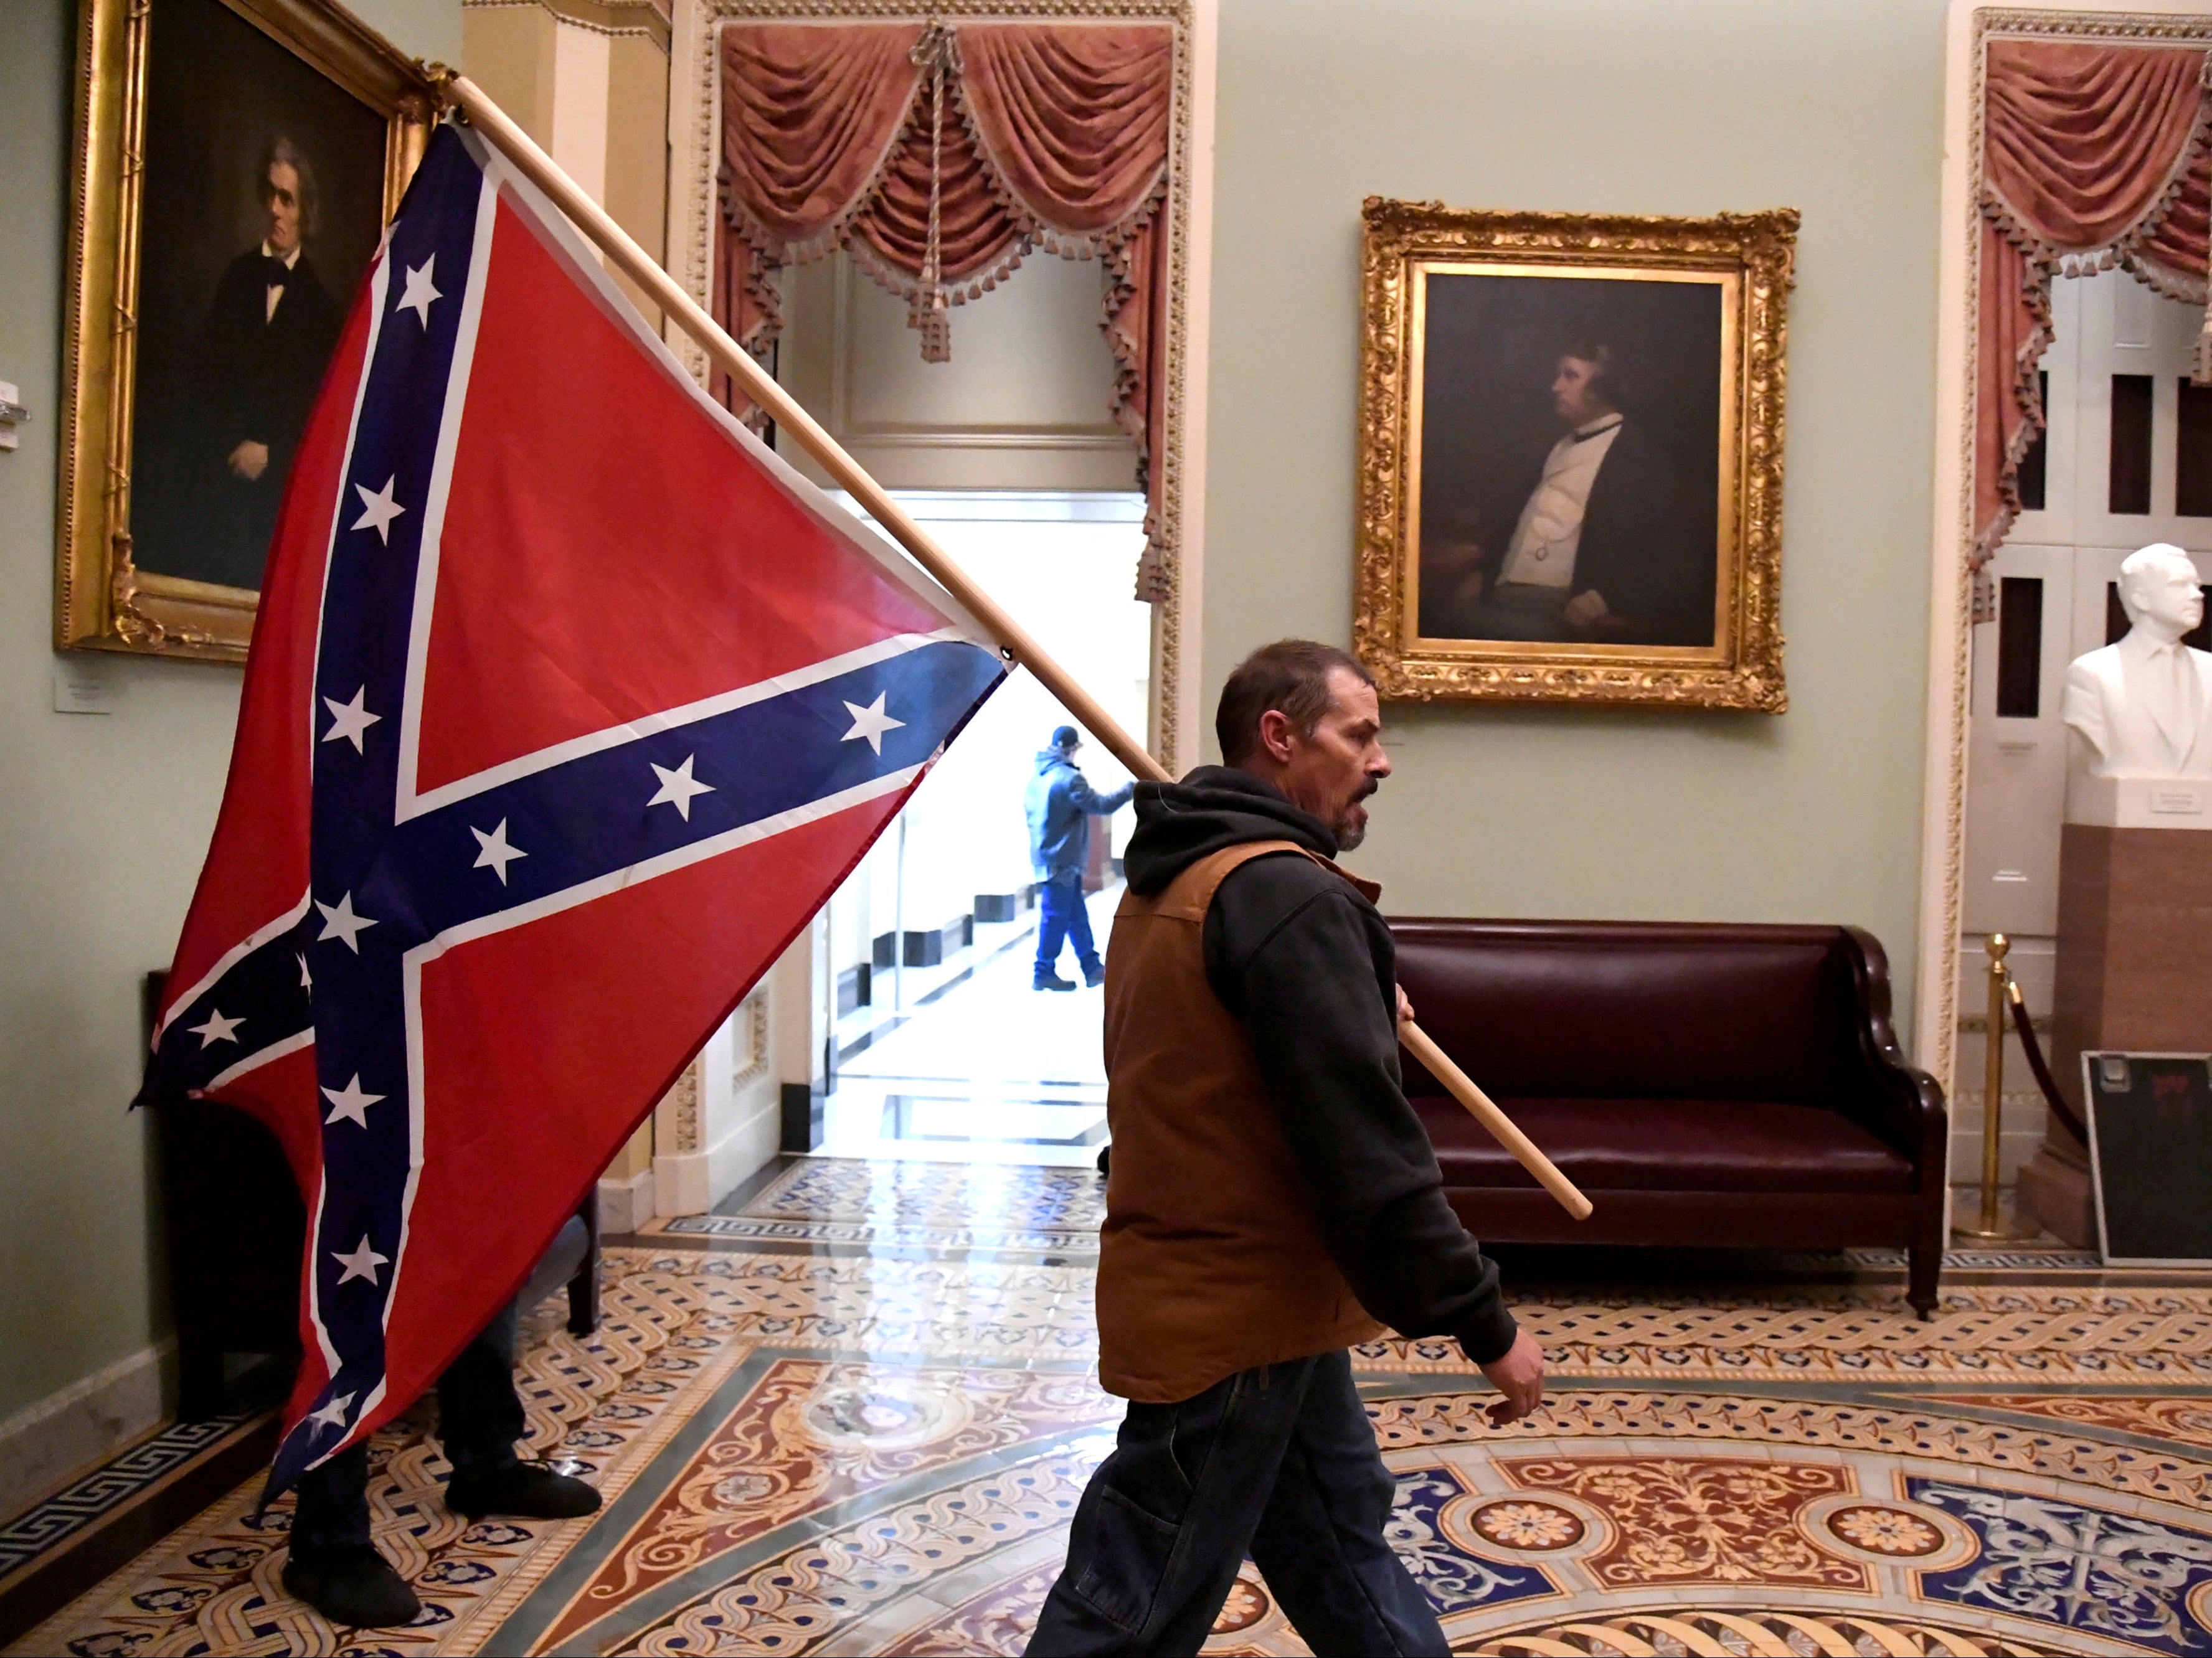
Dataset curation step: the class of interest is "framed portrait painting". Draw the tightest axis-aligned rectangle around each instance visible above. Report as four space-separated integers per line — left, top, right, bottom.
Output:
1354 199 1797 710
59 0 437 661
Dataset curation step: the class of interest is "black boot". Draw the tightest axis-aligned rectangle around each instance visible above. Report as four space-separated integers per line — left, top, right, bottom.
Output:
281 1544 422 1627
445 1459 602 1519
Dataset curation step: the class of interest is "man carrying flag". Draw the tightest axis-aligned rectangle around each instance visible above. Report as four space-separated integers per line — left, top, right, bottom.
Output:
141 119 1005 1626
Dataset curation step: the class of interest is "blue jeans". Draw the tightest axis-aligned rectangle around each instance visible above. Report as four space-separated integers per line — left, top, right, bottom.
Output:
1026 1350 1449 1657
1035 874 1099 980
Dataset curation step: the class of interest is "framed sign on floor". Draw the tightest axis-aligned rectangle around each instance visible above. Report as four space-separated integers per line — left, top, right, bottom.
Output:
2082 1050 2212 1266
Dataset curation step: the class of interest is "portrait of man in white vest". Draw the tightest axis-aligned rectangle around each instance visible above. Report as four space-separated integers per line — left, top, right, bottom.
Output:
1414 277 1724 651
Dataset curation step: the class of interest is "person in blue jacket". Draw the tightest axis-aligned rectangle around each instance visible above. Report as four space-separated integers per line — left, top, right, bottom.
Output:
1025 725 1135 990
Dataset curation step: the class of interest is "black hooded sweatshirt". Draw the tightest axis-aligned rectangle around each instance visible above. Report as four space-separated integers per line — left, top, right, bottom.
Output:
1121 765 1519 1365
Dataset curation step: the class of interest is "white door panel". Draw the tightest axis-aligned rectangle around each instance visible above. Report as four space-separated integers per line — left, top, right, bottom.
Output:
1965 541 2073 936
1964 270 2212 964
2070 270 2212 550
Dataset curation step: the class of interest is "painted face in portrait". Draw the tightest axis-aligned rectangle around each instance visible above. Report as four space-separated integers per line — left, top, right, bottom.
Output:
1551 352 1616 427
265 161 304 255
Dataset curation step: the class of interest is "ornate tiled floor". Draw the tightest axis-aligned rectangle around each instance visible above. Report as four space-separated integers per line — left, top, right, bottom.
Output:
16 1161 2212 1656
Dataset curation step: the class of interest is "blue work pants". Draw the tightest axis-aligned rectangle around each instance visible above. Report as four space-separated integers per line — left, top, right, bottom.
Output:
1026 1350 1449 1656
1034 873 1100 981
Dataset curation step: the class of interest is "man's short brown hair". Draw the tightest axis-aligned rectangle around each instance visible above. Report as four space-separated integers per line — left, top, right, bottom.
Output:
1216 640 1374 765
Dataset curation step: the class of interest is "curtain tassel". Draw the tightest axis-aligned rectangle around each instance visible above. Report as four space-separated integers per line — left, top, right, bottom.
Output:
907 22 958 364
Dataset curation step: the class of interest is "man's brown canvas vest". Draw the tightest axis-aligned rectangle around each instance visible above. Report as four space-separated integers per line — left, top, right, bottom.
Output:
1097 840 1386 1402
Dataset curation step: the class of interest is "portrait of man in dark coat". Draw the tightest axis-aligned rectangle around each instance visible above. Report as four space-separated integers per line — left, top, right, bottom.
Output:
194 136 342 590
115 0 389 607
1414 273 1724 653
1420 335 1710 648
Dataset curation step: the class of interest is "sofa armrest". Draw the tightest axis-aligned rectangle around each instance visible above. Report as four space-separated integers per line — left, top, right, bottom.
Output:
1839 926 1947 1185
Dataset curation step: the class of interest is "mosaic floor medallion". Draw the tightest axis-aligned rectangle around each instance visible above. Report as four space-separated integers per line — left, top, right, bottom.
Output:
12 1161 2212 1658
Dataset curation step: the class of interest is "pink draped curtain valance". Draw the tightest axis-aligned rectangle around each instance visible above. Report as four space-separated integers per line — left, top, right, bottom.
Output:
1975 39 2212 613
713 21 1176 597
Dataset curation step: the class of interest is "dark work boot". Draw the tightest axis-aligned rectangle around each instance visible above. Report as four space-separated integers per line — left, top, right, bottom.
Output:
1080 961 1105 989
445 1459 602 1519
1033 971 1076 992
281 1544 422 1627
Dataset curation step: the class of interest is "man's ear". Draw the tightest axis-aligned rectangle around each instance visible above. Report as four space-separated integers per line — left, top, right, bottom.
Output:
1255 708 1295 764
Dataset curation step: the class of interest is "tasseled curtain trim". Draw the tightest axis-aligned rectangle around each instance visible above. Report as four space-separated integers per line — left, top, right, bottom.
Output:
710 21 1176 601
1973 39 2212 619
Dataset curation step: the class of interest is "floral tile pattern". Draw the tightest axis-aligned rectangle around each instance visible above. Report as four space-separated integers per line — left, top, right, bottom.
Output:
1922 1391 2212 1450
14 1158 2212 1658
530 1362 1113 1653
1500 1455 1871 1590
1913 1479 2212 1656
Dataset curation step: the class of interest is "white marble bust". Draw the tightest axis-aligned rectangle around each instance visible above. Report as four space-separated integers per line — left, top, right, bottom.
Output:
2063 544 2212 821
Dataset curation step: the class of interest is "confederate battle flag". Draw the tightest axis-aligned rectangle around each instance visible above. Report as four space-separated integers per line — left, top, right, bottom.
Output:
141 123 1005 1495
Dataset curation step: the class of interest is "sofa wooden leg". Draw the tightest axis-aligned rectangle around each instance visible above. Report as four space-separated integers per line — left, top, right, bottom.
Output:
1906 1244 1940 1320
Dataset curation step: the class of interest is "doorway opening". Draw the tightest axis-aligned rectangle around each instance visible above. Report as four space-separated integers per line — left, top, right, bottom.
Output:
816 489 1151 1166
1961 268 2212 1206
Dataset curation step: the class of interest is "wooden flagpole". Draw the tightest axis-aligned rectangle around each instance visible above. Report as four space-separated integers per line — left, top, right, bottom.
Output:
440 74 1593 1223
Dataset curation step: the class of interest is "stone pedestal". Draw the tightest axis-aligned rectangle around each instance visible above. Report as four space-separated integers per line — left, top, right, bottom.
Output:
2016 1129 2095 1248
2030 822 2212 1242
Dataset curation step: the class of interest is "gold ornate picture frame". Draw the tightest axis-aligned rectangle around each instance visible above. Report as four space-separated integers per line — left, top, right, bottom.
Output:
1354 197 1797 710
58 0 435 662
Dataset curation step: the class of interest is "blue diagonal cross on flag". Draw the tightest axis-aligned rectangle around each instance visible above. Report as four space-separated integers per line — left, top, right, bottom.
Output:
143 125 1005 1494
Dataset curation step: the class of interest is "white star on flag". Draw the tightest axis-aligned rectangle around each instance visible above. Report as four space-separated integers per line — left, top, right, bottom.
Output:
321 686 382 753
315 891 377 953
648 755 716 821
351 476 406 544
331 1235 390 1286
305 1392 356 1435
841 692 905 755
395 255 442 327
187 1007 243 1047
471 818 527 883
321 1074 385 1129
298 953 312 989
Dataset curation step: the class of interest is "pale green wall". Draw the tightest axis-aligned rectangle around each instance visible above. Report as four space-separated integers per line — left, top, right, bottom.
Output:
2 0 1949 1429
1204 0 1945 1039
0 0 458 1427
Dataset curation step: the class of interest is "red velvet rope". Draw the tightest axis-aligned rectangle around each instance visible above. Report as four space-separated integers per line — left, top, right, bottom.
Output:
2006 987 2088 1144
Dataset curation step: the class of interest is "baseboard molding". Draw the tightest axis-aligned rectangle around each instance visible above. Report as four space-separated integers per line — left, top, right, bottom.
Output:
655 1096 782 1217
0 1409 278 1648
0 1340 176 1527
597 1166 656 1235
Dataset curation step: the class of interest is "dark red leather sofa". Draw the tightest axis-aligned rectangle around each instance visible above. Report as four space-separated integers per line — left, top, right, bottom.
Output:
1391 920 1948 1316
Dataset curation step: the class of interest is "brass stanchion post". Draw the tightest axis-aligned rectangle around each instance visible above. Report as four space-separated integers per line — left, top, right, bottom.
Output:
1956 933 2017 1241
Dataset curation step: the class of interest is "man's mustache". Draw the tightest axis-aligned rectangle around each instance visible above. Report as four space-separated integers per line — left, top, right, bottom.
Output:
1353 780 1380 804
